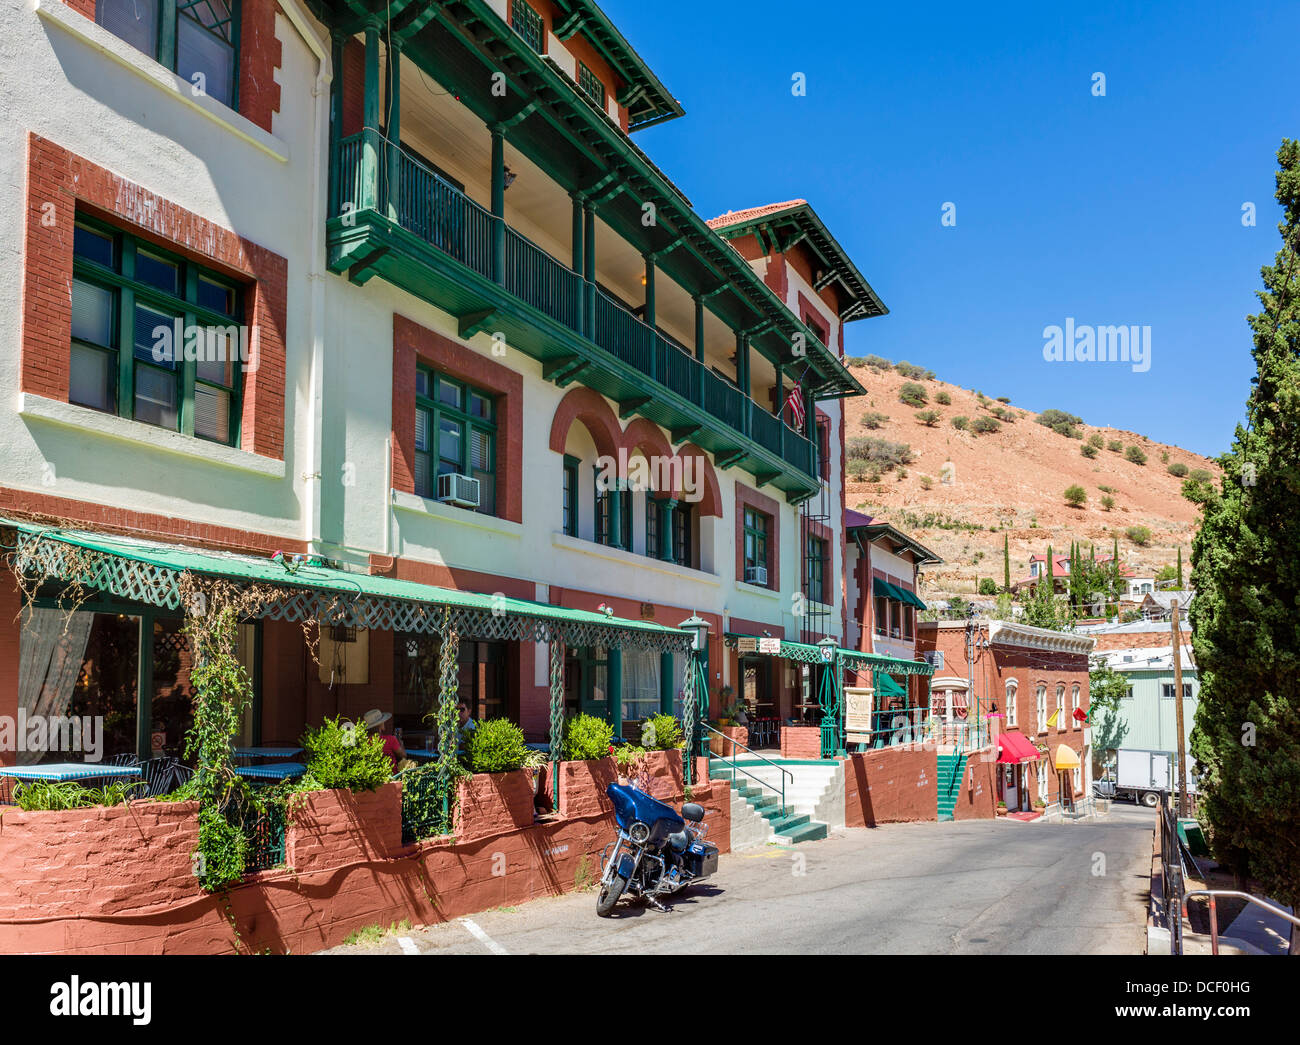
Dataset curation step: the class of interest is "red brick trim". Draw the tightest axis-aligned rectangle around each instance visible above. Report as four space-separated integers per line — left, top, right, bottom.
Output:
735 483 780 591
0 486 306 556
63 0 94 17
391 315 524 524
672 442 721 518
549 386 622 460
238 0 283 134
21 135 288 459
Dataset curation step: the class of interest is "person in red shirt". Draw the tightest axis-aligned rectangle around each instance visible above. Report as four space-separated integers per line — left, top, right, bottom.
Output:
361 708 405 771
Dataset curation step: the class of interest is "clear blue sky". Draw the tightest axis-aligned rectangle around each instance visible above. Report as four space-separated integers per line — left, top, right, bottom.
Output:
605 0 1300 458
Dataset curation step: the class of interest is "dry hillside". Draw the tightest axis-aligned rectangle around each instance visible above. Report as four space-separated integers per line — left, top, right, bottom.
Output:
842 360 1220 600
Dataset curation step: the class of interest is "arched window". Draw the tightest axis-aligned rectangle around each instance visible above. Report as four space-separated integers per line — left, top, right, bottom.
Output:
1071 683 1081 729
1055 684 1066 730
1035 684 1047 733
1005 679 1018 728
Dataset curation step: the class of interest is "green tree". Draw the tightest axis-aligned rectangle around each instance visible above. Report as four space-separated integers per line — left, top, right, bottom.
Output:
978 577 998 596
1189 140 1300 948
1003 533 1011 591
1177 546 1184 588
1064 484 1087 507
1125 444 1148 465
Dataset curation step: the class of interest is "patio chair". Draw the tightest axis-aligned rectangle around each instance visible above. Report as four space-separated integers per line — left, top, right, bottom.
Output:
139 757 177 797
168 763 194 792
109 752 142 767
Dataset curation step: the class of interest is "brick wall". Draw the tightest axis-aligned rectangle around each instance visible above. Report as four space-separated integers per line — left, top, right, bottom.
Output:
21 134 288 459
780 725 821 759
952 749 998 820
843 746 938 826
0 764 730 954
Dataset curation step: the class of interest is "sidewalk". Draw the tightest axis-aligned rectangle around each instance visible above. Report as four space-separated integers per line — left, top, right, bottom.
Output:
1223 899 1294 955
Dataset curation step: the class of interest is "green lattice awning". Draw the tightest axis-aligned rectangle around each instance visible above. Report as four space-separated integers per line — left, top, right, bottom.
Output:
4 521 691 654
723 633 933 676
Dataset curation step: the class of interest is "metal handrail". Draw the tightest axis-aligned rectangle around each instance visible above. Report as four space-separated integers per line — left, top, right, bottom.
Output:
1182 890 1300 956
701 721 792 817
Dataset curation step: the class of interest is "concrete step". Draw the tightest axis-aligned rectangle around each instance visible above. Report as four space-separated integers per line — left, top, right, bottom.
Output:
776 820 829 844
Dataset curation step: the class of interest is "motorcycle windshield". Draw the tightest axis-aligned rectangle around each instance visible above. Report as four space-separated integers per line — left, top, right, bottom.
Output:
606 784 685 833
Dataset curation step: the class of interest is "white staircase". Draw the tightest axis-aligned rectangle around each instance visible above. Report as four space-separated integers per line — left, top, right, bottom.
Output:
710 758 845 847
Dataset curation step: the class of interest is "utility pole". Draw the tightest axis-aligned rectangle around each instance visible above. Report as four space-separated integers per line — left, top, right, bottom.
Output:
1171 598 1189 817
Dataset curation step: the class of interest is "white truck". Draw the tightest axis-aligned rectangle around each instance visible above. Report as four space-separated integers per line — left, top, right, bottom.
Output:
1096 749 1199 807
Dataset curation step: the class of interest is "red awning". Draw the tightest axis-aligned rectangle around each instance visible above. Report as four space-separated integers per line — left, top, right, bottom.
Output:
995 731 1043 764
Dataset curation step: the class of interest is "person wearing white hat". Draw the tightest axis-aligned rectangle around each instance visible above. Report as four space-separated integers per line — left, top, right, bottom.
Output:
361 708 405 771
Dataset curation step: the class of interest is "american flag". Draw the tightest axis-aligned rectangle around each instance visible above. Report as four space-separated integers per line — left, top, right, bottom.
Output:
785 388 805 429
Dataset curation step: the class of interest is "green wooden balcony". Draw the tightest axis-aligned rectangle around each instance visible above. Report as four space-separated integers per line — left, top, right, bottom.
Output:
329 131 819 497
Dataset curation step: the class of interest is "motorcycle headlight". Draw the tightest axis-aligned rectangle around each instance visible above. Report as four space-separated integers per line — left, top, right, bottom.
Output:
628 821 650 843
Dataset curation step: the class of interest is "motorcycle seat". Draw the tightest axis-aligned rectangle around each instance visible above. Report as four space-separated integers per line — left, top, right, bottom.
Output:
680 802 704 823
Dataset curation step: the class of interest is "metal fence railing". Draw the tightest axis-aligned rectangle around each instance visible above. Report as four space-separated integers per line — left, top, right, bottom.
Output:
240 803 286 873
1160 791 1186 954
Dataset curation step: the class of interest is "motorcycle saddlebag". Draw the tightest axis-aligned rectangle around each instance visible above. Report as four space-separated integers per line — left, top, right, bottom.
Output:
683 840 719 879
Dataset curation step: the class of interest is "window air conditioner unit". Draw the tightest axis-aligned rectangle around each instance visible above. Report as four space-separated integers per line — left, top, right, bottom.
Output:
745 565 768 586
438 472 481 508
923 650 945 669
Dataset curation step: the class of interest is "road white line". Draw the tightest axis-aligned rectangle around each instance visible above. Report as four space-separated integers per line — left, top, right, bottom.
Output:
459 918 509 955
397 936 420 955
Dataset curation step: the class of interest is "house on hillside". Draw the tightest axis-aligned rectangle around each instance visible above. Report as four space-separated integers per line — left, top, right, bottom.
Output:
1140 590 1196 621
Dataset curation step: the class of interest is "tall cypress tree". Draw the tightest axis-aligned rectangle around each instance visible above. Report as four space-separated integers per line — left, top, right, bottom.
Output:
1176 546 1183 589
1189 140 1300 950
1003 533 1011 592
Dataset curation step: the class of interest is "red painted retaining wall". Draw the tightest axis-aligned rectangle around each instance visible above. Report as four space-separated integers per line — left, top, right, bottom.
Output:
843 746 938 827
0 754 729 955
952 748 999 821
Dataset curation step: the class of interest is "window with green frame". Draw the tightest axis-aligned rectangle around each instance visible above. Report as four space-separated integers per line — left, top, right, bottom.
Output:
70 214 244 444
672 503 693 569
96 0 240 109
510 0 545 54
415 367 496 514
577 61 606 109
805 535 827 605
594 472 631 549
562 455 579 536
743 507 770 583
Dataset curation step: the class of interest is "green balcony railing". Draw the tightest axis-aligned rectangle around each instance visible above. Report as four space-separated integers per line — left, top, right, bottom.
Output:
334 130 818 481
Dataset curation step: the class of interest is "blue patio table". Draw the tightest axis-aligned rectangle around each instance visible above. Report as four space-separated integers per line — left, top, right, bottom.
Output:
234 761 306 782
0 763 143 783
233 746 304 761
524 743 551 754
403 748 436 761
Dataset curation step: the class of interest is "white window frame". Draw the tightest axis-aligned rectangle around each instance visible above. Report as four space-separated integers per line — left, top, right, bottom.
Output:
1036 684 1046 733
1005 678 1018 728
1056 684 1066 731
1037 760 1048 801
1071 683 1080 730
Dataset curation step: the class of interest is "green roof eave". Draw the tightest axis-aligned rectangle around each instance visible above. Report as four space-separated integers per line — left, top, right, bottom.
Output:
712 201 888 323
550 0 684 130
5 521 693 653
854 521 943 566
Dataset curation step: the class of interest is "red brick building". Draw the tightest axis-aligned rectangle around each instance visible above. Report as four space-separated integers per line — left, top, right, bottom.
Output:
916 620 1095 812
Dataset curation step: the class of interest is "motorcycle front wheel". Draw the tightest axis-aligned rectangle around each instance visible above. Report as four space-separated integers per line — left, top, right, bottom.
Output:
596 874 628 917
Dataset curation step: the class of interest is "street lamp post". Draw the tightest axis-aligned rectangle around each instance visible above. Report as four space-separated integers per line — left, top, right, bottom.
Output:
678 614 710 786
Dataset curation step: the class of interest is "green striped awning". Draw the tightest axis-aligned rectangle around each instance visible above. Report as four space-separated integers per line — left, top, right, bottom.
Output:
899 588 927 610
872 577 902 600
4 520 692 654
874 672 908 698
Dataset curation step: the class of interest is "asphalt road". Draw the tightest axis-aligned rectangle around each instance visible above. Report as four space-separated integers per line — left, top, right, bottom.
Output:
324 804 1156 955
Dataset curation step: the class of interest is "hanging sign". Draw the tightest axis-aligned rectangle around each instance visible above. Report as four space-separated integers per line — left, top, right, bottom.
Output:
736 637 758 653
819 644 835 663
757 637 781 655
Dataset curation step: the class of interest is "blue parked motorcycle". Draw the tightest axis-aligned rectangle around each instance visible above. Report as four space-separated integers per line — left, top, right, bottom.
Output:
596 783 719 916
